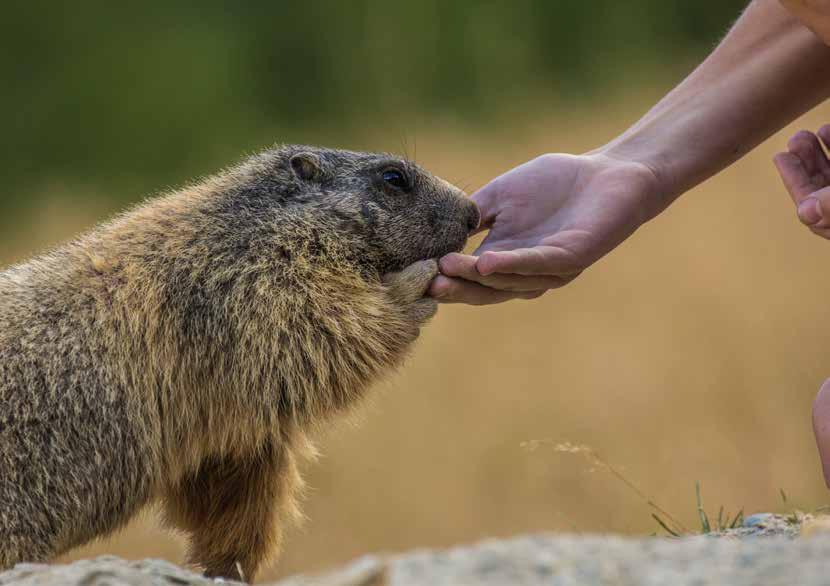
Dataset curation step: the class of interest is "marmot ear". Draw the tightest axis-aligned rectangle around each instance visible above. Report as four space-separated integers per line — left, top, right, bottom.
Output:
290 152 322 181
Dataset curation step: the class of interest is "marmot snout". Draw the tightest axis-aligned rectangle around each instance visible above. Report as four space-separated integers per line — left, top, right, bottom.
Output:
0 145 476 582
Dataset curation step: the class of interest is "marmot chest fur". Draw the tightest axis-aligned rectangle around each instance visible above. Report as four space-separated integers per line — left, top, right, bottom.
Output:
0 145 479 582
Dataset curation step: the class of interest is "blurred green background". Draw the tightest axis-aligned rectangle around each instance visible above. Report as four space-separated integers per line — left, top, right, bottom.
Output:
11 2 830 583
2 0 743 219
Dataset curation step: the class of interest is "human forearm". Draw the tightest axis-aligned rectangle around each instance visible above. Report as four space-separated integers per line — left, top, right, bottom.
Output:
601 0 830 207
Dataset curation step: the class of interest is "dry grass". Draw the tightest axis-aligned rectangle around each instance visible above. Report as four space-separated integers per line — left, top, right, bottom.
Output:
5 91 830 581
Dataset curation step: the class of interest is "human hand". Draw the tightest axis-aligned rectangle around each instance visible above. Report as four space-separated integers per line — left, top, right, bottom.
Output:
774 126 830 238
429 152 664 305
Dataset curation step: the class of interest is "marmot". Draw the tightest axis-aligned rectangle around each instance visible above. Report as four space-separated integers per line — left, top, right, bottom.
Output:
0 145 479 582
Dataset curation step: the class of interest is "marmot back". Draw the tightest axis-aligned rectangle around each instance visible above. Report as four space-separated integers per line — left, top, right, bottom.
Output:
0 145 479 582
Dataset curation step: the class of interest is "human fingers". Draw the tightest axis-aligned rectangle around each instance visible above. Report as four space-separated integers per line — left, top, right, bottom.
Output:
439 253 572 291
474 246 584 278
774 151 815 204
470 181 500 234
428 275 545 305
795 187 830 231
818 124 830 154
787 130 830 181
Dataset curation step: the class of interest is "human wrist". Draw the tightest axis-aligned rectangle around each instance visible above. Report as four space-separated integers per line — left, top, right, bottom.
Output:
589 139 678 218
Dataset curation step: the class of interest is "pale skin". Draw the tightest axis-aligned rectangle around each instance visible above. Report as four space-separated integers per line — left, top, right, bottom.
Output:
431 0 830 484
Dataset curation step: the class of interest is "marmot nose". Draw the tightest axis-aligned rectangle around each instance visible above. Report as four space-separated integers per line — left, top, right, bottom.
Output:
464 199 481 234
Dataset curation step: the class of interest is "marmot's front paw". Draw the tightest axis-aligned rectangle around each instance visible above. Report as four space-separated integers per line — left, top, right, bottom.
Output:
382 259 439 325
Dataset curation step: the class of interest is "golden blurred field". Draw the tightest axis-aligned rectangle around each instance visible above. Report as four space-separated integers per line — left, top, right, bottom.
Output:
5 90 830 581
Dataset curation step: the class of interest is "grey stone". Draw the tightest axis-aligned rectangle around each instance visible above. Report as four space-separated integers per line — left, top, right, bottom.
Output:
3 515 830 586
742 513 776 528
0 557 233 586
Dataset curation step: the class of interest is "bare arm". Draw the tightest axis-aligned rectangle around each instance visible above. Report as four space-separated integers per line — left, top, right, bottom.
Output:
435 0 830 304
606 0 830 202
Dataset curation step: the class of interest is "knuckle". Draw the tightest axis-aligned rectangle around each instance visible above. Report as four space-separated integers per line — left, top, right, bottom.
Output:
475 250 503 276
534 153 560 167
791 130 814 145
437 254 455 274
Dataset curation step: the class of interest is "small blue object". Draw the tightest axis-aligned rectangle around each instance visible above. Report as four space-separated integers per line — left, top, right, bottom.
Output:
743 513 774 528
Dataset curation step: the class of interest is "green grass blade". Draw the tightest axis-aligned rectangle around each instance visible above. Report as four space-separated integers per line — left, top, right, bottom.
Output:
652 513 680 537
696 481 711 534
729 508 744 529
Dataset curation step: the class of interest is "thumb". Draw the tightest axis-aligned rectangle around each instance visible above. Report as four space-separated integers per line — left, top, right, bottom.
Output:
812 378 830 488
470 180 501 233
797 187 830 226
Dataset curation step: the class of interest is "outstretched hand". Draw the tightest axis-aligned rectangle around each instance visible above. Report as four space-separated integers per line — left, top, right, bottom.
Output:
429 153 664 305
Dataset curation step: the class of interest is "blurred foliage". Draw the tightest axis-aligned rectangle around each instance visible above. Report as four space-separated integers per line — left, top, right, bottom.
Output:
1 1 744 218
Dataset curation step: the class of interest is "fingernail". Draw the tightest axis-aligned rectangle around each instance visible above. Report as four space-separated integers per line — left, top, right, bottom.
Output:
798 198 823 225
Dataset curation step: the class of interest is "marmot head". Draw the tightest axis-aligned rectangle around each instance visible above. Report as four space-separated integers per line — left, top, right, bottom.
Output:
233 145 480 274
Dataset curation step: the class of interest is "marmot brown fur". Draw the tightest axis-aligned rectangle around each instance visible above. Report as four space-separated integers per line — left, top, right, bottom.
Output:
0 145 479 582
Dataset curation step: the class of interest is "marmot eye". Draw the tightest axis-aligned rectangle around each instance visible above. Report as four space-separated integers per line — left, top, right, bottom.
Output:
382 169 409 191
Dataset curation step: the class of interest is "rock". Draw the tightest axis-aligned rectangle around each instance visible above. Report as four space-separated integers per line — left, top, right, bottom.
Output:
742 513 776 528
709 511 806 539
2 516 829 586
801 516 830 538
275 532 830 586
0 556 232 586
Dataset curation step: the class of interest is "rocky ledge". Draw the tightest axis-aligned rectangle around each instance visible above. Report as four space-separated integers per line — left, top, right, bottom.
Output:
3 514 830 586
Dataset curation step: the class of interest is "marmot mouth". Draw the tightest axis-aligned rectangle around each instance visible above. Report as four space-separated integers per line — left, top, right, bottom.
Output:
428 221 472 259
